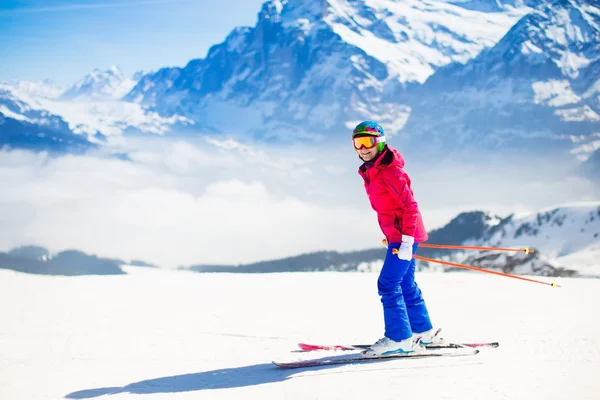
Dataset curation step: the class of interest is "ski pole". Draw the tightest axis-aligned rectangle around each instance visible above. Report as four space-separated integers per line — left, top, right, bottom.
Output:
418 244 533 254
381 239 532 254
412 254 560 288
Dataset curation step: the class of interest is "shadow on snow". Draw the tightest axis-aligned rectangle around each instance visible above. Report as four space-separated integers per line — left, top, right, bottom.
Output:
65 355 483 398
65 362 306 398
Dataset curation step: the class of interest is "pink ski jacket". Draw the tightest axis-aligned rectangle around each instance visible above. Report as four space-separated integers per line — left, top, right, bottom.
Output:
358 146 429 244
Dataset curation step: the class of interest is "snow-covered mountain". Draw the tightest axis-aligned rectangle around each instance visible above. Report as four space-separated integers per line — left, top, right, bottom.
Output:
464 202 600 275
60 65 138 101
402 0 600 156
0 69 192 151
125 0 530 138
370 202 600 276
378 203 599 276
0 82 94 152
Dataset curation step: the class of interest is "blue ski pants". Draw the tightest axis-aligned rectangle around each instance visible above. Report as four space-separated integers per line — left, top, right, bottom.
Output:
377 243 433 341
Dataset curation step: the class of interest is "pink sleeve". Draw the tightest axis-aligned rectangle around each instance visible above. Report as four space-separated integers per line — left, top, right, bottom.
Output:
382 166 419 238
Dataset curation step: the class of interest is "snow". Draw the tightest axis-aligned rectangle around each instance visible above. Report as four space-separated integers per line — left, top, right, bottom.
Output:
559 241 600 277
474 202 600 275
1 267 599 400
554 105 600 122
486 215 502 227
325 0 528 83
1 81 192 139
569 134 600 161
532 79 581 107
61 65 137 101
583 76 600 100
332 21 438 83
0 105 32 122
556 51 592 78
403 0 600 154
37 99 193 137
124 0 534 136
532 2 597 79
226 28 251 53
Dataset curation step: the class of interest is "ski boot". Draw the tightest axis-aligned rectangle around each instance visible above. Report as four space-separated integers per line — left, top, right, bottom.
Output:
413 328 447 347
361 336 424 358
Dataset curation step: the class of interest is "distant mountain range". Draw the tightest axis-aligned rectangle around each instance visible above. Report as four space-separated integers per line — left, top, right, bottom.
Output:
0 69 192 152
0 246 156 276
184 202 600 277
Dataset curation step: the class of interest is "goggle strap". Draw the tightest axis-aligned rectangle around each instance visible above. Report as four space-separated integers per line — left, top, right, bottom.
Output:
353 135 384 141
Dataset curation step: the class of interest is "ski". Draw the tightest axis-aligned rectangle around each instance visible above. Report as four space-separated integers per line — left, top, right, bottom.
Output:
297 341 499 352
273 347 479 369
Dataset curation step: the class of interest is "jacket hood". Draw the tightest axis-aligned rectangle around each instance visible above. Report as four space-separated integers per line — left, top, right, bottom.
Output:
386 147 405 169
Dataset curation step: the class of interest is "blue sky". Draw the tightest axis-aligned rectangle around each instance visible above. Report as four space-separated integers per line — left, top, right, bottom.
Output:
0 0 266 86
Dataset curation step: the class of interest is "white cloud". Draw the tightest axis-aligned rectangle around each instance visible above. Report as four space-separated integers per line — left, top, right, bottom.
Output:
1 138 598 268
0 141 381 268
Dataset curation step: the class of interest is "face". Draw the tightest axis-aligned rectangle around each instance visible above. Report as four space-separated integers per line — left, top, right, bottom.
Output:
357 145 379 162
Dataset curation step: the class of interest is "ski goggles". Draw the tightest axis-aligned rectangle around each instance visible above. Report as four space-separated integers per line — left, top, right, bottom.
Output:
352 136 378 150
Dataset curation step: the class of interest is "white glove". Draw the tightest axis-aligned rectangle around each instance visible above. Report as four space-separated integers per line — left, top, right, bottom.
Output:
397 235 414 261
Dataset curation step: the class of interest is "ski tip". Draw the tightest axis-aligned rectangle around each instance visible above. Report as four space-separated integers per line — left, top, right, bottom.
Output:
470 342 499 348
272 360 292 368
297 343 320 351
454 341 499 349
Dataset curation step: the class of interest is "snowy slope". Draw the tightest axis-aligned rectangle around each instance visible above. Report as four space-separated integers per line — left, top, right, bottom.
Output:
475 202 600 257
0 82 94 152
402 0 600 155
1 268 598 400
125 0 530 138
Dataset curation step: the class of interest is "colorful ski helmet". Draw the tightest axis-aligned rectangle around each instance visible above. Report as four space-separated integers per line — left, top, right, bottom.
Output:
352 120 386 152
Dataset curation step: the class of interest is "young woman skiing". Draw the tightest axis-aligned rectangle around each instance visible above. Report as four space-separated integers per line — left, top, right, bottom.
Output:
352 120 445 358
